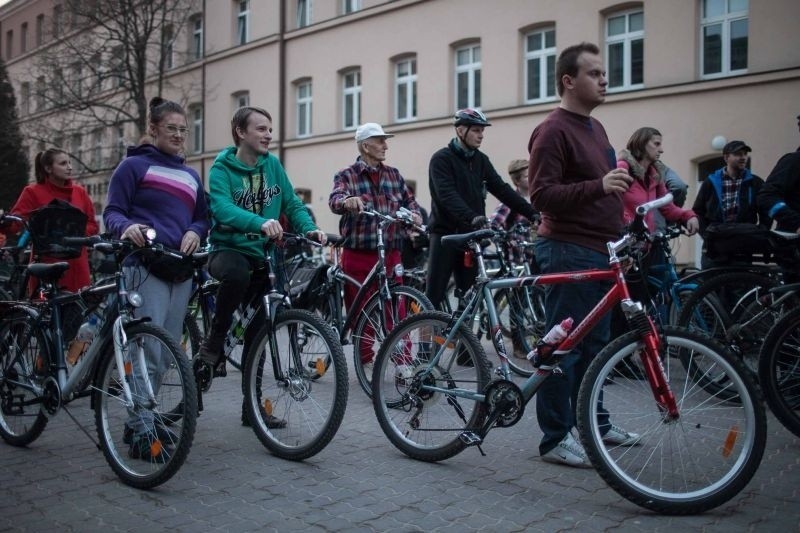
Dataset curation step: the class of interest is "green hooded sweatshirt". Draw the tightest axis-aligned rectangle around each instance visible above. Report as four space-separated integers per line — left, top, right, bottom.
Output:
208 146 316 259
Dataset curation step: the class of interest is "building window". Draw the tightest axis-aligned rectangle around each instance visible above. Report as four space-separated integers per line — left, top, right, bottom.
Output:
70 62 82 97
164 25 175 70
525 27 556 102
342 69 361 130
236 0 249 45
233 90 250 109
36 14 44 46
53 4 64 38
53 68 64 101
296 81 312 138
191 15 203 60
20 82 30 115
36 76 46 111
115 125 126 162
606 10 644 90
455 43 481 110
20 23 28 54
701 0 748 77
395 57 417 122
92 128 103 168
342 0 360 14
190 105 203 154
70 133 83 169
5 30 12 59
111 46 124 87
297 0 312 28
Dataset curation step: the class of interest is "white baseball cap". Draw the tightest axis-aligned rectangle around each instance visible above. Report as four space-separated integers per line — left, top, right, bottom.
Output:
355 123 395 142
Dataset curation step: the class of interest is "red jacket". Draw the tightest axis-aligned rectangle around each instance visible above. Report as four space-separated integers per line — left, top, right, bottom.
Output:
617 159 696 231
7 180 99 293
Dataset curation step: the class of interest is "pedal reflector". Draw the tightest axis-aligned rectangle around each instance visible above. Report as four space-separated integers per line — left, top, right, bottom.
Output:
315 358 326 376
263 399 273 416
722 425 739 458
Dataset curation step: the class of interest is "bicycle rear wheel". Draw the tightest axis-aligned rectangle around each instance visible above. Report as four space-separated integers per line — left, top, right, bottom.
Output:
493 286 545 377
577 326 765 514
94 323 197 489
243 309 347 460
352 285 432 397
372 311 490 462
758 306 800 438
0 307 49 446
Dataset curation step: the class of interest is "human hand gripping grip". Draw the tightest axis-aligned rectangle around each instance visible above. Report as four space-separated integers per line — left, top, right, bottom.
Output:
527 317 574 367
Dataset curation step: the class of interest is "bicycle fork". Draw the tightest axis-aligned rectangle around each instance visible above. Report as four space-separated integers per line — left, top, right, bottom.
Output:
112 318 158 410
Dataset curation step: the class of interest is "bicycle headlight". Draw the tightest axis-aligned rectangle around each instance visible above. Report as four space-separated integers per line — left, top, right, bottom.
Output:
393 264 404 278
127 291 144 308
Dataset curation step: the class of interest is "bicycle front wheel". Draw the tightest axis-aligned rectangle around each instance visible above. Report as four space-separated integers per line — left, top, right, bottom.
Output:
577 326 765 515
94 323 197 489
759 306 800 438
243 309 347 460
0 307 49 446
372 311 490 462
352 285 432 397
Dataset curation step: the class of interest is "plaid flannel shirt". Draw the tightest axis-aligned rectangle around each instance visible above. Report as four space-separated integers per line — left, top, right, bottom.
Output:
490 201 534 265
721 173 742 222
329 158 421 250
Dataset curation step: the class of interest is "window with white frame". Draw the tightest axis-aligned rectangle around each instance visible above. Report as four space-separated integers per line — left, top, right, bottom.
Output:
20 23 28 54
701 0 748 77
296 81 312 137
342 69 361 130
524 27 556 102
35 76 46 111
395 57 417 122
297 0 312 28
342 0 360 14
53 4 64 38
237 0 249 45
455 43 481 110
164 25 175 69
606 10 643 90
233 91 250 109
36 14 44 46
190 105 203 154
191 15 203 60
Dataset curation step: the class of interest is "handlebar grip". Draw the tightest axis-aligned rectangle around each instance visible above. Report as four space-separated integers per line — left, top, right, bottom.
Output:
635 193 673 216
62 235 103 247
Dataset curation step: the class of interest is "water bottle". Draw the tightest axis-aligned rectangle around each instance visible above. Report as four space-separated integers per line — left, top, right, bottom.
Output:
527 317 574 367
66 313 100 365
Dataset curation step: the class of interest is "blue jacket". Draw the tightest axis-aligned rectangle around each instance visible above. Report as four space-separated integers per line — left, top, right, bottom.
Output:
691 167 768 236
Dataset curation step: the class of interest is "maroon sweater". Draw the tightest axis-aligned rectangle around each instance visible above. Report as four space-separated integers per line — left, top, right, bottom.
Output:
528 107 622 254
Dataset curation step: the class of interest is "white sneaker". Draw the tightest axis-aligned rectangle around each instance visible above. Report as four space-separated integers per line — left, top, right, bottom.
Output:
541 432 592 468
603 424 641 446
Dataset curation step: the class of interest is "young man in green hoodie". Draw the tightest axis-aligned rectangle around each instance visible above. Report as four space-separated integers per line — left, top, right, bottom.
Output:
198 106 326 426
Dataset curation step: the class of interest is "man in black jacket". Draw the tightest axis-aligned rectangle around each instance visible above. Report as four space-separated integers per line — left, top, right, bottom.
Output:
758 116 800 234
426 108 537 310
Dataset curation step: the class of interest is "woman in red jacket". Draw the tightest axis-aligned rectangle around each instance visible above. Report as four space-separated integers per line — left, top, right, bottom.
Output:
7 148 99 293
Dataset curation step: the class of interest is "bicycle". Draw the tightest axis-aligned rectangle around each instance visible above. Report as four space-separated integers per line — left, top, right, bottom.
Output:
0 222 198 489
371 194 766 515
758 298 800 437
296 207 432 397
192 231 348 460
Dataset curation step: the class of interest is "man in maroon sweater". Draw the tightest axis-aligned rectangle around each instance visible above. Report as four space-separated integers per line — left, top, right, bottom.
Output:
528 42 638 467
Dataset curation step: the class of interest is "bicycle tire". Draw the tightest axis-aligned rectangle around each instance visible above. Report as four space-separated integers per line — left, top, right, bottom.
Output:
677 271 782 386
372 310 490 462
94 322 197 489
577 326 766 515
493 286 545 377
758 306 800 438
243 309 347 460
0 307 49 446
181 312 202 359
352 285 433 397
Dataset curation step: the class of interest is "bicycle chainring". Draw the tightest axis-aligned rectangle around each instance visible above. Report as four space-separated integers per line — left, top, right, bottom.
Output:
483 379 524 427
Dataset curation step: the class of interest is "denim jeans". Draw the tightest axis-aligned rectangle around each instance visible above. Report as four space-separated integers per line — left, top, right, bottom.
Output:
533 238 611 455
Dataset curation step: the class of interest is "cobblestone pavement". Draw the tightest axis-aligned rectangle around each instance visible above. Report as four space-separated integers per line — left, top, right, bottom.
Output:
1 346 798 532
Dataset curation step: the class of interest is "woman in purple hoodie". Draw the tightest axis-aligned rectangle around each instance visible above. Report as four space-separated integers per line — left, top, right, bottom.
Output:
104 97 209 462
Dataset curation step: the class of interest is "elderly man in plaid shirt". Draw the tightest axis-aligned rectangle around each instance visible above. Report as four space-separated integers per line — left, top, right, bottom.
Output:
329 122 423 362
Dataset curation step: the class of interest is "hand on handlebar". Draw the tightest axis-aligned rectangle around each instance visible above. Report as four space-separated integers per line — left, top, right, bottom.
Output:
261 219 283 240
306 229 328 245
121 224 151 247
684 217 699 236
471 216 488 229
180 230 202 254
343 196 365 214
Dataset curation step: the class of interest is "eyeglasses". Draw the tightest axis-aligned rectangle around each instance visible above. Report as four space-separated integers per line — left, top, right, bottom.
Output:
162 124 189 136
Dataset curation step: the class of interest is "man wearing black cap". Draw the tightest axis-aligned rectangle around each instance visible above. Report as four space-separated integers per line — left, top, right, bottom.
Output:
692 139 768 267
758 116 800 236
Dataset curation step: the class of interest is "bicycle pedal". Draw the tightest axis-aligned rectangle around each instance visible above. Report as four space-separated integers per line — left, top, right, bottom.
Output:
459 431 483 446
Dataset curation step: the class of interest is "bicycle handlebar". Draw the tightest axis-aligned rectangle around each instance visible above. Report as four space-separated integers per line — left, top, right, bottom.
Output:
635 193 673 216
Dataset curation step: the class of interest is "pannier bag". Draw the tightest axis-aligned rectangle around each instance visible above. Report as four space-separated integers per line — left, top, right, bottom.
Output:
27 199 88 260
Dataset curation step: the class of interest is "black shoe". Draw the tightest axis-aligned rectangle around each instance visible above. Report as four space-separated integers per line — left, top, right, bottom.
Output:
242 402 287 428
128 434 174 463
198 343 227 377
